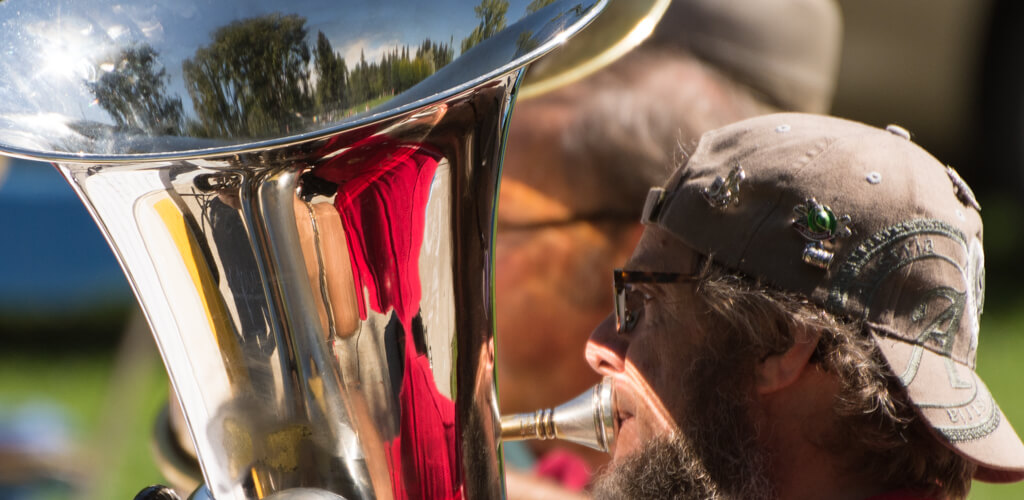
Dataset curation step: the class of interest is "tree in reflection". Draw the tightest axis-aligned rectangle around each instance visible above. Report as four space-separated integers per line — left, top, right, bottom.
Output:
314 31 349 117
461 0 509 53
527 0 557 13
87 44 184 135
347 40 454 109
183 14 313 138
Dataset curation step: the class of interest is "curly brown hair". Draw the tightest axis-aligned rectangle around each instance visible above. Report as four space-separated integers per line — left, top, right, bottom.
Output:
690 262 976 499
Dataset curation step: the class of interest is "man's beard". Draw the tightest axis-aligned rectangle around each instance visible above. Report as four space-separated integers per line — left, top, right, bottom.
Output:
591 351 776 499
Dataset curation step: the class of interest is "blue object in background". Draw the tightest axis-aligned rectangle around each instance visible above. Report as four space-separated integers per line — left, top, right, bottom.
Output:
0 158 131 315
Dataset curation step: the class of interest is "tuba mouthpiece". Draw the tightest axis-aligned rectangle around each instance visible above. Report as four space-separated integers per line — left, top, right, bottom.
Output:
500 377 616 453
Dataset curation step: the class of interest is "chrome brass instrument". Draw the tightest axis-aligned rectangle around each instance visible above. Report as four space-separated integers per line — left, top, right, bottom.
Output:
0 1 607 498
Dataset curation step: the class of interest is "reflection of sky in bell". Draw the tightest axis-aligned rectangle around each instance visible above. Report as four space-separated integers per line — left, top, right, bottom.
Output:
0 0 543 127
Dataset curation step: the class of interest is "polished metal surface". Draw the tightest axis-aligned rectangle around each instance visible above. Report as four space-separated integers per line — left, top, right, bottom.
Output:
0 0 602 161
500 377 615 453
0 1 605 499
519 0 671 99
54 75 514 500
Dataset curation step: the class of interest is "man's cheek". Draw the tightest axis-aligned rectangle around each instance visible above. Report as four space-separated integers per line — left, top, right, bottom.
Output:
622 363 680 435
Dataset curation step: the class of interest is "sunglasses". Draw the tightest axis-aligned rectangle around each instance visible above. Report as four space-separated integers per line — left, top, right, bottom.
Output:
613 268 701 334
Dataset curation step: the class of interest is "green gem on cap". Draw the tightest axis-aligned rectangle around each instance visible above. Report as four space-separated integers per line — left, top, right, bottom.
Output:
807 205 837 234
793 197 851 242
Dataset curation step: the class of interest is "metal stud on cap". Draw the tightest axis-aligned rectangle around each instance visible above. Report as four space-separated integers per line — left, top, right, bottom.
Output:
701 165 745 208
641 187 666 224
885 124 911 140
947 166 981 211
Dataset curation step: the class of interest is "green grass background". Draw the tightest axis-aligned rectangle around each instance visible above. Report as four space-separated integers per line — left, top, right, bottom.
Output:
963 298 1024 499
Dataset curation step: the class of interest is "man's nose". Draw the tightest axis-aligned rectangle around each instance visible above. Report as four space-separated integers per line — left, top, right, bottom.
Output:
585 313 629 376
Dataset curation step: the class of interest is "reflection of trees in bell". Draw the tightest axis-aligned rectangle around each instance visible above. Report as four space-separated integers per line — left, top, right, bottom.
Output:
85 10 498 141
87 44 184 135
345 40 455 112
182 14 455 138
314 31 348 117
516 2 587 57
461 0 509 53
182 14 313 138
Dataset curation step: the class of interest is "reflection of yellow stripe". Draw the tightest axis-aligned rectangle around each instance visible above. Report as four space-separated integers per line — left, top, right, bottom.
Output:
154 198 249 386
250 468 264 498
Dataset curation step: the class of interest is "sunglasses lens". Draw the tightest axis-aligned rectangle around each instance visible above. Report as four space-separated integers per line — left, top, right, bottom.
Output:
616 285 639 333
614 287 625 332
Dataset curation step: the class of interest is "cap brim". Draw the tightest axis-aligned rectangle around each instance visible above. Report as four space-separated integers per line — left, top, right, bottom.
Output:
872 332 1024 482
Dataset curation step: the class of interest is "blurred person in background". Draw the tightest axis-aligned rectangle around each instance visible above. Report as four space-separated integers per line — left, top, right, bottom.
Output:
495 0 842 496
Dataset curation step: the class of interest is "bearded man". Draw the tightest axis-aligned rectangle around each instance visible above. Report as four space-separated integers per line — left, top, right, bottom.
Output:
585 112 1024 499
496 0 842 490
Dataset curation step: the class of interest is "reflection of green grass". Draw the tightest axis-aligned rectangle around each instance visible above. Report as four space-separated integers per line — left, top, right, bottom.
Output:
2 302 1024 498
343 94 396 117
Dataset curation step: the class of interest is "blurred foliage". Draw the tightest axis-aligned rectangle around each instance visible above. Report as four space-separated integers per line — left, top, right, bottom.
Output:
973 194 1022 310
0 303 131 352
0 351 168 499
967 297 1024 499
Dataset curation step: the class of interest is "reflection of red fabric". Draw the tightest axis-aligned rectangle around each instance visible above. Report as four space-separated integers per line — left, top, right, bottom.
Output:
315 136 462 499
315 134 440 332
385 333 462 500
534 449 591 492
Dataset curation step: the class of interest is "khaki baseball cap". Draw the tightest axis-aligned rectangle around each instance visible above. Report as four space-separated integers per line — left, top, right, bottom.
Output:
641 112 1024 482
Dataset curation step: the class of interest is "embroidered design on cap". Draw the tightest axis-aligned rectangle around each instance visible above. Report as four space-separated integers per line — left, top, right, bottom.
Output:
792 198 852 269
946 166 981 212
827 220 998 443
701 165 745 208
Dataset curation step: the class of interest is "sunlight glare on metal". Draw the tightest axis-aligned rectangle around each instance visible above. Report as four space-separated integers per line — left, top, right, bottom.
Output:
35 22 100 83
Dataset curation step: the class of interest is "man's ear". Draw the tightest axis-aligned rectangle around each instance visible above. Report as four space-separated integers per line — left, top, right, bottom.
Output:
756 325 822 394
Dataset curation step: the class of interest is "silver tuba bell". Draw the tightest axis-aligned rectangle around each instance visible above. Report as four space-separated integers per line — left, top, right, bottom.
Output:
0 1 609 498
